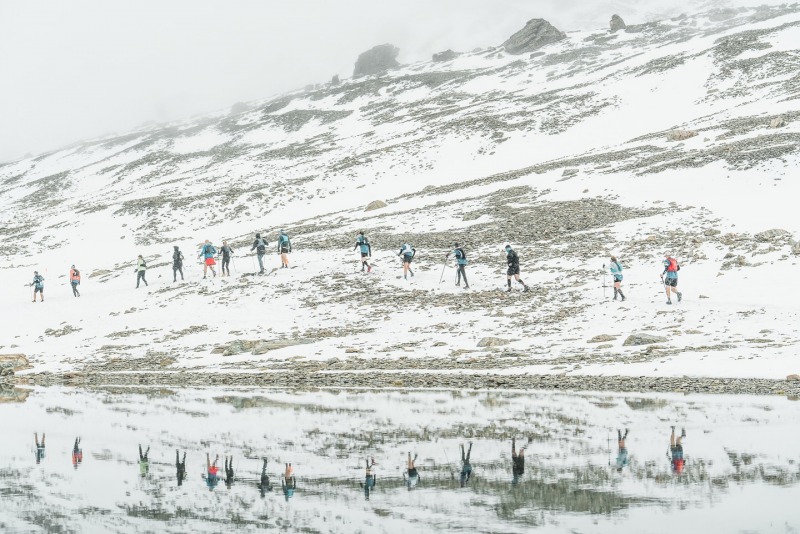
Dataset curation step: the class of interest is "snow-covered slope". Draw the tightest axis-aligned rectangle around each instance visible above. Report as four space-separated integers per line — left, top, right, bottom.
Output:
2 4 799 383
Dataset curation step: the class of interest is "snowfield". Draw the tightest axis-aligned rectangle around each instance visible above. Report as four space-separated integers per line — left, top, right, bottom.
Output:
1 4 799 387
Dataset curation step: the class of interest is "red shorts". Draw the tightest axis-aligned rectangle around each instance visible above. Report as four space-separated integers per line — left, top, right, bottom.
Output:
205 257 216 266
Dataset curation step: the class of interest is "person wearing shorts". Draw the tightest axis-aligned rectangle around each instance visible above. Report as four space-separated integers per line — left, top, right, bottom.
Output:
354 231 372 273
616 429 629 472
511 437 525 484
609 256 625 301
278 230 292 269
30 271 45 302
662 254 682 305
199 240 217 278
668 426 686 474
398 243 415 280
505 245 529 292
404 452 419 490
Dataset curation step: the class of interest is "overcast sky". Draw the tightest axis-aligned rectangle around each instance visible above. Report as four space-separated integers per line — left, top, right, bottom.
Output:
0 0 779 162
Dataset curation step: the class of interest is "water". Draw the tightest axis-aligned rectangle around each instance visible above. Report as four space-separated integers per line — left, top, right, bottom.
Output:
1 386 799 533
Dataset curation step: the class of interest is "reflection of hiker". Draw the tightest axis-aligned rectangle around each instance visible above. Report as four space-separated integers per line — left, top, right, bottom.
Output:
609 256 625 301
224 455 235 489
667 426 686 474
281 463 296 501
72 437 83 469
29 271 45 302
198 240 217 279
250 233 268 274
616 429 629 471
220 241 234 277
459 442 473 487
398 243 415 280
354 231 371 273
176 449 187 486
278 230 292 269
661 254 682 305
403 452 419 490
258 458 273 497
172 246 184 282
69 265 81 297
206 453 220 490
511 437 525 484
34 432 46 464
360 458 376 500
447 243 469 290
138 444 150 477
135 256 148 288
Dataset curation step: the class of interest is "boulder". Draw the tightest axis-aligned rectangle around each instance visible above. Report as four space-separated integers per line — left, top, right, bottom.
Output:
477 337 511 348
588 334 617 343
787 374 800 381
623 334 668 346
502 19 566 55
769 116 786 129
364 200 388 212
220 340 257 357
432 49 459 62
610 14 626 32
754 228 790 242
0 354 30 372
667 130 698 142
252 339 313 355
353 44 400 77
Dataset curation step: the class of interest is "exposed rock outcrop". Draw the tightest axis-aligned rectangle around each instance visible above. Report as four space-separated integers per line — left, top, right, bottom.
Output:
623 334 668 346
610 14 627 32
502 18 566 55
667 130 698 141
365 200 388 212
353 44 400 77
432 49 459 62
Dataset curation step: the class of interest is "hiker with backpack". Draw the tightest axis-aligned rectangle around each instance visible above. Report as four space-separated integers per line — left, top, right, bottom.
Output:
278 230 292 268
69 265 81 297
354 231 372 273
172 246 184 282
661 254 682 305
504 245 529 292
398 242 415 280
29 271 45 302
198 240 217 278
219 241 234 277
250 233 268 274
447 243 469 289
135 255 148 288
138 444 150 478
609 256 625 301
511 437 525 484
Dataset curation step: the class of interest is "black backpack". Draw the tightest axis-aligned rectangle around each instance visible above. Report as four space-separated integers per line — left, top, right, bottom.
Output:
257 239 266 253
73 269 80 277
456 247 466 260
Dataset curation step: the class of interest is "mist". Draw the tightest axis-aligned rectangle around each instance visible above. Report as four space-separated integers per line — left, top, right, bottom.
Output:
0 0 782 162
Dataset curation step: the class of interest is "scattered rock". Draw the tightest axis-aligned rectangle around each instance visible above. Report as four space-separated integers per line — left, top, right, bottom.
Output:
769 116 786 129
610 14 626 32
667 130 698 142
432 49 459 62
502 18 566 55
477 337 511 348
364 200 388 212
44 325 80 337
754 228 790 242
623 333 668 346
588 334 617 343
792 240 800 255
353 44 400 77
0 354 30 372
218 339 257 357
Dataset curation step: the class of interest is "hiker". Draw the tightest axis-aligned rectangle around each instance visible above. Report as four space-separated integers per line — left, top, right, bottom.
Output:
224 455 235 489
198 240 217 278
403 452 419 490
354 231 372 273
69 265 81 297
511 437 525 484
250 233 268 274
447 243 469 289
258 458 273 497
459 442 473 487
138 444 150 477
135 255 148 288
72 437 83 469
176 449 187 486
662 254 682 305
398 243 415 280
504 245 529 292
360 458 376 500
616 429 629 471
34 432 46 464
667 426 686 474
219 241 234 277
609 256 625 301
206 453 220 490
281 463 296 501
278 230 292 268
172 246 184 282
29 271 45 302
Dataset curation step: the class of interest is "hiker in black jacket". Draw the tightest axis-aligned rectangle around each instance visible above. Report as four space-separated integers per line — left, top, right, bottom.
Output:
250 233 268 274
504 245 529 292
172 246 184 282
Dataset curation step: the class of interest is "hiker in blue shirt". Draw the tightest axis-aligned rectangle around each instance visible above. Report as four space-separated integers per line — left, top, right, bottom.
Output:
661 254 682 305
398 243 415 280
198 240 217 279
616 429 629 472
459 442 473 487
282 463 297 501
447 243 469 289
609 256 626 301
360 458 376 500
354 231 372 273
278 230 292 269
29 271 45 302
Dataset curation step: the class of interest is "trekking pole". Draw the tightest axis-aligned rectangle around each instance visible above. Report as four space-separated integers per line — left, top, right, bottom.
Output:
607 430 611 466
602 263 607 299
438 258 448 284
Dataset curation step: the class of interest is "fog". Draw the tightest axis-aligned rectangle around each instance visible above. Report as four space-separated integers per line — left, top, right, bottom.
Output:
0 0 782 162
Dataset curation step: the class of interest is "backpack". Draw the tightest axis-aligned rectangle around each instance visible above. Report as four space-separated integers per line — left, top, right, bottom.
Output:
456 248 466 260
280 234 289 245
666 257 680 272
257 239 266 253
73 269 80 278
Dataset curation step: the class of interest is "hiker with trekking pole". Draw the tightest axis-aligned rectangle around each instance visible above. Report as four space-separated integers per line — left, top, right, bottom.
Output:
661 254 682 305
446 243 469 290
609 256 625 301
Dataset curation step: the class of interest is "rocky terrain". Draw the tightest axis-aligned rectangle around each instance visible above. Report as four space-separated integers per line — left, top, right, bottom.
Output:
1 5 799 392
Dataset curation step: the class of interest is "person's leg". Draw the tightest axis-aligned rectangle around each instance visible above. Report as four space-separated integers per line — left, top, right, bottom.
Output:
461 267 469 288
139 445 144 461
618 282 625 301
465 442 472 462
258 254 265 273
173 267 177 282
512 437 516 457
207 453 211 470
35 433 39 448
456 266 462 285
460 444 465 463
507 275 512 290
670 426 676 448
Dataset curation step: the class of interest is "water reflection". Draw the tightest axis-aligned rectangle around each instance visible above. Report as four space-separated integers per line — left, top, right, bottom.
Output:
0 387 799 533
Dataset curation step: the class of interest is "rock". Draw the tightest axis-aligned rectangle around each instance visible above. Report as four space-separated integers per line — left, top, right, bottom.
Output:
623 334 668 346
0 354 30 372
610 14 626 32
221 340 257 357
353 44 400 77
787 374 800 381
432 49 459 62
331 74 340 85
252 339 313 355
769 116 786 129
667 130 698 142
792 240 800 255
562 168 579 177
502 18 566 55
477 337 511 348
588 334 617 343
229 102 252 115
754 228 790 242
364 200 388 212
